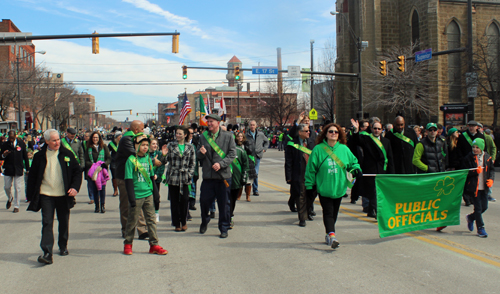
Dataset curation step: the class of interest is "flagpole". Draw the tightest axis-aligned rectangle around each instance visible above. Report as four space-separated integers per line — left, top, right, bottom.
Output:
363 168 478 177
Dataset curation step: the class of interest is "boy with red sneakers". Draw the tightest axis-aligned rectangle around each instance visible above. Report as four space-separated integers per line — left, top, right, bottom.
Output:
123 135 167 255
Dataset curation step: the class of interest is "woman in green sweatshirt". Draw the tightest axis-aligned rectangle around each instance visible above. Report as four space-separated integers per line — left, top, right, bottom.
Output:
305 123 362 249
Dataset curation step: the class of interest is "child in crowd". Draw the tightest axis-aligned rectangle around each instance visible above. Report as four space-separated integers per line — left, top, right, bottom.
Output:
123 134 167 255
463 138 494 238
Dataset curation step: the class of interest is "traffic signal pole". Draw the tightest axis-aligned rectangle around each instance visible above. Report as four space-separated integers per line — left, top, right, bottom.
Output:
0 32 179 43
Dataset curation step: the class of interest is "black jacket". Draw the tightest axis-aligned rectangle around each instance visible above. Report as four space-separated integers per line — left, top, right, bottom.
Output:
26 146 82 212
352 132 394 175
447 140 464 170
461 151 495 196
84 144 112 180
385 128 418 174
416 137 446 173
285 136 315 183
0 139 29 176
114 134 136 180
457 130 484 158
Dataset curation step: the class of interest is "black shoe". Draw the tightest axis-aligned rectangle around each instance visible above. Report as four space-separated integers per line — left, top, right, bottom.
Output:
350 199 357 204
210 211 215 219
309 210 316 216
362 207 369 213
100 204 105 213
94 206 100 213
59 248 69 256
138 232 149 240
253 192 259 196
6 199 12 210
307 215 314 221
189 205 197 211
288 204 297 212
37 253 53 265
465 202 471 207
367 211 377 218
299 220 306 227
200 224 207 234
220 232 228 238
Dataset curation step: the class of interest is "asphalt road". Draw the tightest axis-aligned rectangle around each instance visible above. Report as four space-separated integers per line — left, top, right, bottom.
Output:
0 148 499 293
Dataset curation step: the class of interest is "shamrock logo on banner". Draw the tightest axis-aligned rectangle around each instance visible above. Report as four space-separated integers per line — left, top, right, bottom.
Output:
434 176 456 196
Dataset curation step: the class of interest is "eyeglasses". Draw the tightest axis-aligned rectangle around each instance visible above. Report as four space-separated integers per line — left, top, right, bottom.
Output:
301 130 310 133
328 130 339 134
428 129 437 132
372 127 382 130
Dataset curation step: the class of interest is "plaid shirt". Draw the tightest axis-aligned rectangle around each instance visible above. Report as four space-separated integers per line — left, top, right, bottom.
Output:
164 141 195 186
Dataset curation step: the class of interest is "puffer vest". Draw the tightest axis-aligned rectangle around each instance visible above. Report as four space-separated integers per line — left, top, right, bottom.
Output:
419 137 445 173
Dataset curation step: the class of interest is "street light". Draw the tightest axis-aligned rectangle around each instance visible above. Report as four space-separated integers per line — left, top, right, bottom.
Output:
330 11 366 119
16 50 46 131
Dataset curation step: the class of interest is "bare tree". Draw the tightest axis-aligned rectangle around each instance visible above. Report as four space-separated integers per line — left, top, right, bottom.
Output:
363 42 438 120
257 79 298 127
315 38 336 123
473 34 500 126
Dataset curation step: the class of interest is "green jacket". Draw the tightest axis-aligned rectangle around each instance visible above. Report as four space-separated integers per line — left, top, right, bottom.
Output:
278 133 284 142
231 146 249 189
305 141 360 199
484 133 497 162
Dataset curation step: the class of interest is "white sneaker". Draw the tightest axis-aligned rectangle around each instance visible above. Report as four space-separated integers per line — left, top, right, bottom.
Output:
155 213 160 223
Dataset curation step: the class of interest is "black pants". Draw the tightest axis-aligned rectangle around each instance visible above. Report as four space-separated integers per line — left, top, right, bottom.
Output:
154 181 161 211
319 195 342 234
169 185 189 227
40 195 70 255
288 184 298 210
350 180 360 202
230 187 243 217
470 190 488 229
200 178 232 233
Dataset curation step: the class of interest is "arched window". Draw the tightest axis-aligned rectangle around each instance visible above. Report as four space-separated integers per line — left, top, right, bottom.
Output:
411 10 420 50
487 23 499 92
447 20 462 102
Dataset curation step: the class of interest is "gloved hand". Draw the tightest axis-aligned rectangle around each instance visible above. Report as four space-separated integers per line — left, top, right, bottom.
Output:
100 162 106 168
486 179 494 188
351 169 363 179
477 166 483 174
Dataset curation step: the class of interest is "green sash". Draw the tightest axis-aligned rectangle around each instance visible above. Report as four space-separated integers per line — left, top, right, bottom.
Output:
232 157 242 173
321 144 354 188
109 141 117 152
463 132 473 145
390 129 414 148
248 155 255 163
287 140 312 155
88 147 105 164
360 132 388 171
61 138 80 164
128 156 153 190
203 131 232 172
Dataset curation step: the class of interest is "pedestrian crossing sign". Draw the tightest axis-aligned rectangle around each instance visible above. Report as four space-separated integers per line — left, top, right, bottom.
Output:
309 108 318 120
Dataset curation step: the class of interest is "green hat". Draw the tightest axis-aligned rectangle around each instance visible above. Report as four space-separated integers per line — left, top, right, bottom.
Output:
205 114 221 122
426 123 438 130
447 128 458 137
472 138 485 151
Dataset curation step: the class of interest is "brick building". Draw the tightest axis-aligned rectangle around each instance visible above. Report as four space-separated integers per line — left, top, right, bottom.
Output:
335 0 500 126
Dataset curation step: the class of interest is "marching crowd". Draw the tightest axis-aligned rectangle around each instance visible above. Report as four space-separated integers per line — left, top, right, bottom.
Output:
0 111 495 264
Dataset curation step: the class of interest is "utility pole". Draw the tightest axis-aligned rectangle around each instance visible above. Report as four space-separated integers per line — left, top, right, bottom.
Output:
467 0 474 121
310 40 314 110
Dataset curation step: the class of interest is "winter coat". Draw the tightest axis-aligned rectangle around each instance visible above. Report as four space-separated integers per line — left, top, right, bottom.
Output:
198 130 236 180
285 136 315 183
305 141 360 199
114 131 136 180
61 137 85 169
165 141 195 186
0 139 29 176
231 145 249 190
88 161 110 191
457 130 484 158
84 144 111 181
461 151 495 197
412 137 446 173
245 130 269 159
384 128 418 174
26 145 82 212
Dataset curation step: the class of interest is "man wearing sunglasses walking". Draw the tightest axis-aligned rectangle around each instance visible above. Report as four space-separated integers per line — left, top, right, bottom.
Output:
412 123 446 174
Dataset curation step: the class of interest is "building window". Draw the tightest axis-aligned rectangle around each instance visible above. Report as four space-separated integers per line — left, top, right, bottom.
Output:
411 10 420 49
447 20 462 102
487 23 500 93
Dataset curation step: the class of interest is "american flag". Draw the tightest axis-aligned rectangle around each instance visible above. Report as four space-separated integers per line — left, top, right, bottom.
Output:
179 93 192 125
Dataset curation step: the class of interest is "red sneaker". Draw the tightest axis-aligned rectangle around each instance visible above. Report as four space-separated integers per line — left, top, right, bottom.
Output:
436 226 447 232
123 244 133 255
149 245 168 255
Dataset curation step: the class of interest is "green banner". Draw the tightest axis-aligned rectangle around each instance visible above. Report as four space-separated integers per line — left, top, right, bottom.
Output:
375 170 468 238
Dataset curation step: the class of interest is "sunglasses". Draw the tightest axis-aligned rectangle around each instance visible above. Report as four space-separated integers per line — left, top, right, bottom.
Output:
428 129 437 132
301 130 311 133
328 130 339 134
372 127 382 130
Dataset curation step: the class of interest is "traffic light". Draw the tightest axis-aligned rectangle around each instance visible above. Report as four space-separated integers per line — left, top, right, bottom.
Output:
398 55 405 72
172 34 179 54
182 65 187 79
110 111 112 116
129 110 132 115
235 66 240 80
136 113 139 117
379 60 387 76
92 31 99 54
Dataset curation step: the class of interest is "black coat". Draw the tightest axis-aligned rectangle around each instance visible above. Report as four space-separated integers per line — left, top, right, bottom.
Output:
285 136 315 183
457 130 484 158
84 144 112 180
26 146 82 212
0 139 29 176
461 151 495 196
384 128 418 174
114 134 136 180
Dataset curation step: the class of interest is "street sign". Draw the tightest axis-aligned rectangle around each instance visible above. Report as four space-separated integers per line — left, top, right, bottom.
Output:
287 66 300 78
252 66 278 75
466 72 479 98
236 116 241 123
415 48 432 62
0 32 33 46
309 108 318 120
165 112 175 116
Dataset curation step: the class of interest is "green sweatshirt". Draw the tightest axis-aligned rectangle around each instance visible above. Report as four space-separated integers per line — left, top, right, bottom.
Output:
305 141 360 199
231 146 249 189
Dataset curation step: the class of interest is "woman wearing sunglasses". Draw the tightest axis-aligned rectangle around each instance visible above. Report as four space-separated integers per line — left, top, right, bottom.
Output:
350 119 395 219
305 123 362 249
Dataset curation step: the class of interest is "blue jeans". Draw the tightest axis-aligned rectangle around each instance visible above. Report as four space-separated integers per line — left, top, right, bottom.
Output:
88 180 106 207
252 157 261 193
87 180 94 201
200 178 232 233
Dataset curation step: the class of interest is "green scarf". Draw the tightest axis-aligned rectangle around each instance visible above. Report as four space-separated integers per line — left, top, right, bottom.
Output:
89 147 105 164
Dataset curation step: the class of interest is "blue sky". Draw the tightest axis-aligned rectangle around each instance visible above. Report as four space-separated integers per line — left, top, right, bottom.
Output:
3 0 337 122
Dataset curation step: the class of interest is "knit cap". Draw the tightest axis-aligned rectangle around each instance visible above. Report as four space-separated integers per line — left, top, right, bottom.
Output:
134 134 150 151
472 138 485 151
447 128 458 137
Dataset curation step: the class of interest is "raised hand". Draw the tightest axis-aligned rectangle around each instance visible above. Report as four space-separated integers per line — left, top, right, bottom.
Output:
161 144 168 156
351 119 359 132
